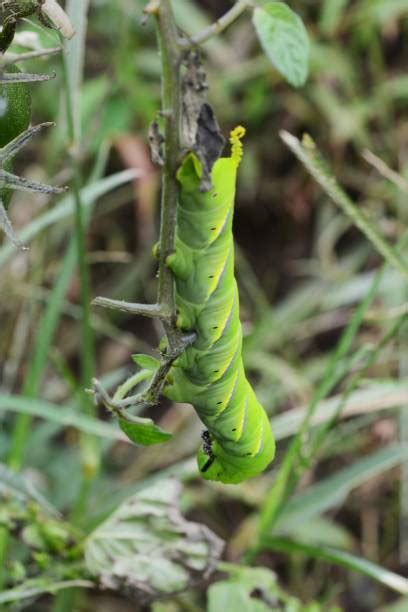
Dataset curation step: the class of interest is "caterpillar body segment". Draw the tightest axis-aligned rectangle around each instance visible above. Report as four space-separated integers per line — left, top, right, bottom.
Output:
164 128 275 484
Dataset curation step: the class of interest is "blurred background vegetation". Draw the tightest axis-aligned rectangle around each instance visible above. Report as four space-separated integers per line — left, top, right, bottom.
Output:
1 0 408 610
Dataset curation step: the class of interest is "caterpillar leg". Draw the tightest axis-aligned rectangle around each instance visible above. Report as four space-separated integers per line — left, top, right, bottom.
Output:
165 241 193 280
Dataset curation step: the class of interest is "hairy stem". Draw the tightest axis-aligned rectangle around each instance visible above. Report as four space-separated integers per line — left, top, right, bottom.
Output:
4 46 62 63
94 331 195 416
93 297 169 318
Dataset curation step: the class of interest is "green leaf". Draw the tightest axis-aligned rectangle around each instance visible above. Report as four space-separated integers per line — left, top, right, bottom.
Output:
252 2 310 87
209 564 331 611
119 417 172 446
208 566 277 612
85 480 223 599
209 583 270 611
279 517 354 550
131 354 160 371
0 580 94 605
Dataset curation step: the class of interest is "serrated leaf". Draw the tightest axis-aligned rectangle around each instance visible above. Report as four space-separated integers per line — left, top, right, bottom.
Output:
252 2 310 87
119 416 172 446
85 480 223 603
131 353 160 371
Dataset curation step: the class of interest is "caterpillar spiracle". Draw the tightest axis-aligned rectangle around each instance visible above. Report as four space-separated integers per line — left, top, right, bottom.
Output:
164 127 275 484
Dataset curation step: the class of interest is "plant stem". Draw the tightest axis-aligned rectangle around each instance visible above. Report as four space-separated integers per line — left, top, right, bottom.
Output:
4 46 62 63
91 0 185 412
153 0 183 350
179 0 250 47
113 371 153 402
93 297 168 318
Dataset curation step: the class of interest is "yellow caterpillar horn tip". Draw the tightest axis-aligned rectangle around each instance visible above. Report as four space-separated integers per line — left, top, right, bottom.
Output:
230 125 246 165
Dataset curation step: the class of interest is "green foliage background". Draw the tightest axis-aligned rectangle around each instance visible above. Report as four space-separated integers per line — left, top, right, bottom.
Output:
0 1 407 610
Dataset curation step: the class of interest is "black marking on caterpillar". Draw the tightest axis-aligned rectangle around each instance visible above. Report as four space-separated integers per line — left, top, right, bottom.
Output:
201 430 215 473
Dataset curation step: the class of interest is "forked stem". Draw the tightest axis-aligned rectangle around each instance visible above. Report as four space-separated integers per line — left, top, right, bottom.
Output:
179 0 250 47
93 0 186 408
93 332 195 419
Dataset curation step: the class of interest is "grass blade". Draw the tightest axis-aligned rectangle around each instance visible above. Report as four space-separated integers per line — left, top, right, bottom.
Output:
272 382 408 441
265 537 408 595
276 444 408 531
0 581 94 605
0 395 126 442
0 169 138 269
280 131 408 279
256 267 384 542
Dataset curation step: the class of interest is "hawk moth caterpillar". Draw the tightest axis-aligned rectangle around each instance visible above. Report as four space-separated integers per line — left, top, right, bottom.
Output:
164 127 275 484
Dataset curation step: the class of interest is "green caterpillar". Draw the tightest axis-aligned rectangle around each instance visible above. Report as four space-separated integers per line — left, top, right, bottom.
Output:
164 127 275 484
